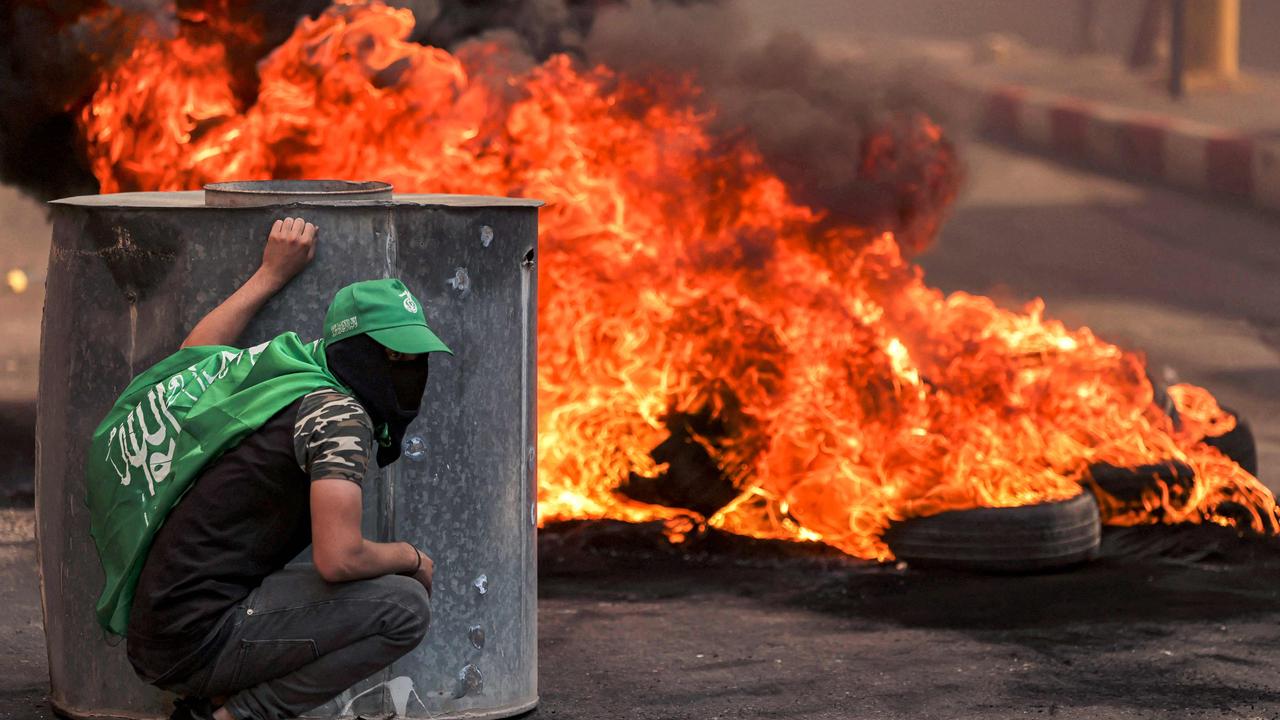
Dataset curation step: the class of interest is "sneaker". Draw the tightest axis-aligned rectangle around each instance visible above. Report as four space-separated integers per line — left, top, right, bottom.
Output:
169 696 217 720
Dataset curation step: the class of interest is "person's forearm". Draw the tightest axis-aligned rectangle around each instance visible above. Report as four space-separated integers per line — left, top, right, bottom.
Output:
323 539 418 583
180 217 317 349
180 269 283 348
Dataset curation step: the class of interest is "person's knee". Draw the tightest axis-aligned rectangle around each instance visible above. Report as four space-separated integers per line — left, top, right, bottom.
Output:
380 575 431 643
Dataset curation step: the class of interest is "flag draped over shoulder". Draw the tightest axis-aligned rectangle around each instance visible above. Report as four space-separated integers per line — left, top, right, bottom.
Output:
86 331 349 635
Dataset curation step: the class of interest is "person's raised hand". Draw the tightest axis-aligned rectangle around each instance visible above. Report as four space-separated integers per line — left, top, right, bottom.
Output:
259 216 317 289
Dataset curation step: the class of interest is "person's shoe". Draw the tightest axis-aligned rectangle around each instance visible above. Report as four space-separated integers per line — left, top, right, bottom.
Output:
169 696 217 720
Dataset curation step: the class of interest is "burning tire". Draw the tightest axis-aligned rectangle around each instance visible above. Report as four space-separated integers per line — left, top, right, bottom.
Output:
1087 407 1259 509
1205 406 1257 477
883 491 1101 572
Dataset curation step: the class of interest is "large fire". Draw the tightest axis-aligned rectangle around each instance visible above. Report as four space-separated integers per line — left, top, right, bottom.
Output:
78 0 1278 560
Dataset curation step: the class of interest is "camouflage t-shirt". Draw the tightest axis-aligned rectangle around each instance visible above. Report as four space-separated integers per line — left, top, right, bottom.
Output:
293 389 374 484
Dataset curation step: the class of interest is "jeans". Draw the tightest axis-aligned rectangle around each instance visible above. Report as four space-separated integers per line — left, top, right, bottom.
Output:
140 563 431 720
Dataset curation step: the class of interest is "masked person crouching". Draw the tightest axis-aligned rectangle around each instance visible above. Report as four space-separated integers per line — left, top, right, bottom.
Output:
85 217 449 720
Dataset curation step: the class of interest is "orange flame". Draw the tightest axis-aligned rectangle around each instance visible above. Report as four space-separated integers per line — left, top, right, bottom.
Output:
79 1 1279 560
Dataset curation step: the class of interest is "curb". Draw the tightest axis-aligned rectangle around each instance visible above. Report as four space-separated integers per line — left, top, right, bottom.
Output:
942 77 1280 212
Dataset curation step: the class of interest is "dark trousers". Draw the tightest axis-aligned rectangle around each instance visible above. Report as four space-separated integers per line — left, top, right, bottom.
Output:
143 564 431 719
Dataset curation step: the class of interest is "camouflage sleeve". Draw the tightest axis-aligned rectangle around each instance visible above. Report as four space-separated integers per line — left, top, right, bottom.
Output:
293 390 373 485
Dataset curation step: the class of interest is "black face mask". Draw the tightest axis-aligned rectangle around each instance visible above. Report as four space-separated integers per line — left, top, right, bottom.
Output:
324 333 431 467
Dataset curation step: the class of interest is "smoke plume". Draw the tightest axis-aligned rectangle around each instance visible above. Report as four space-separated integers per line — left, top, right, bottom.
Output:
584 0 958 252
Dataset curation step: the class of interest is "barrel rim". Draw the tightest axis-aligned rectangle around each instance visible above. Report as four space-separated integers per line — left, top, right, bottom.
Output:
49 191 545 209
205 179 391 195
204 179 393 207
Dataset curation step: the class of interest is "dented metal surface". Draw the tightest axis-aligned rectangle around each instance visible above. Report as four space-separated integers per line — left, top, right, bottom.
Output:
37 189 539 719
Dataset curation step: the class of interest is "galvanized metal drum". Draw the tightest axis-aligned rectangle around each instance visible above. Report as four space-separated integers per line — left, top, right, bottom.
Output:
37 183 540 719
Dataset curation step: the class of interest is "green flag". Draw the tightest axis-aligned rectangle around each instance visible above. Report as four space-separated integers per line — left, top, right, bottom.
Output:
86 332 349 635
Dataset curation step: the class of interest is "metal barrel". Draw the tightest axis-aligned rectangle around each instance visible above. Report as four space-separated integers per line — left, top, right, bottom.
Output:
37 186 540 719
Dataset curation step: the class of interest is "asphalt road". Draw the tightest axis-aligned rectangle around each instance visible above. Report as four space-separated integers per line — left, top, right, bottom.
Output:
5 142 1280 719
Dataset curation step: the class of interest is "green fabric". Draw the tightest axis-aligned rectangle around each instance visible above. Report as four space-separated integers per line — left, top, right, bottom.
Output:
324 278 453 355
85 332 349 635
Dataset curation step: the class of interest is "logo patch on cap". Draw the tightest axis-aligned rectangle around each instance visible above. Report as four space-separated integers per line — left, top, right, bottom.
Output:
399 290 418 314
330 316 359 336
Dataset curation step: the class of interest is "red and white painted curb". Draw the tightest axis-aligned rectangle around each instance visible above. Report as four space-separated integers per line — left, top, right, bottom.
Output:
949 79 1280 211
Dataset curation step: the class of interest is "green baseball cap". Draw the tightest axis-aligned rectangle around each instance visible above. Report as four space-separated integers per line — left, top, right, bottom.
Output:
323 278 453 355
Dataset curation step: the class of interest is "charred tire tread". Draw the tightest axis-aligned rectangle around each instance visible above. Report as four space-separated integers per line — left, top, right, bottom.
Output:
1205 406 1257 477
884 492 1102 573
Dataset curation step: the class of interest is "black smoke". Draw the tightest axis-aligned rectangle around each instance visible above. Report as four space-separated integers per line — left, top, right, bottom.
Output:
415 0 959 248
0 0 328 200
0 2 104 200
584 0 958 253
